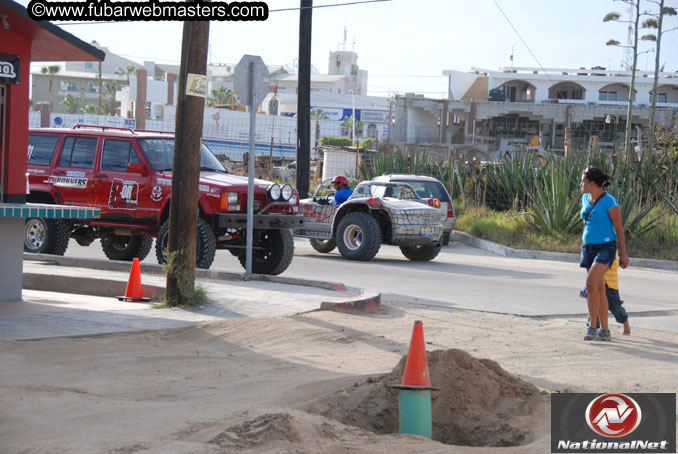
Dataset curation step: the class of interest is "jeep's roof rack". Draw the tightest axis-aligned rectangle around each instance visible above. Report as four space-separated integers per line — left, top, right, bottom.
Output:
72 124 135 134
134 129 173 135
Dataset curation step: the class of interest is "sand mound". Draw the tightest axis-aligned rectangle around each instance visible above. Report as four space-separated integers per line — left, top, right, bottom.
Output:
306 348 545 447
207 411 386 452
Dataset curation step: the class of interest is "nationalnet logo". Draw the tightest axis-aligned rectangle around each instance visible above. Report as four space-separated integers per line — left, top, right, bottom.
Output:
551 393 676 453
585 394 641 438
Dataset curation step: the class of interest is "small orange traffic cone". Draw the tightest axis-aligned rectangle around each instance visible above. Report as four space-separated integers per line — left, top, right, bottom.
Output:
117 258 151 302
392 320 435 439
401 320 431 387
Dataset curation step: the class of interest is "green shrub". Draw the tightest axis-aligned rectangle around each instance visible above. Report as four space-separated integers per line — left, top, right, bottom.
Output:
320 136 353 147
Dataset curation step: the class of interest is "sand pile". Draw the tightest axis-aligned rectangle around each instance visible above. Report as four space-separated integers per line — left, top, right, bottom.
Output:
305 348 545 447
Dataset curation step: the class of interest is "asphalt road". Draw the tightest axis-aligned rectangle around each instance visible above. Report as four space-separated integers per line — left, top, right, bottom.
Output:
63 237 678 329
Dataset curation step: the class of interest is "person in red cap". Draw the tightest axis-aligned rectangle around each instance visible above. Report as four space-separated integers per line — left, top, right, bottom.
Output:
331 175 353 206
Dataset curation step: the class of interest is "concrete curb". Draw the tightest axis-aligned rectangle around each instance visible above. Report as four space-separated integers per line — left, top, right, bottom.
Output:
23 253 381 312
320 289 381 313
23 273 166 299
451 231 678 272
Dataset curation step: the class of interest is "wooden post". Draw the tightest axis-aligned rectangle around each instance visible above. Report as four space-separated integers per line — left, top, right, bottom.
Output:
166 19 210 306
355 141 360 179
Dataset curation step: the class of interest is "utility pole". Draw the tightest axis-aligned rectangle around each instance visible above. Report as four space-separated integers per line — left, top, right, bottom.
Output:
166 19 210 306
296 0 312 198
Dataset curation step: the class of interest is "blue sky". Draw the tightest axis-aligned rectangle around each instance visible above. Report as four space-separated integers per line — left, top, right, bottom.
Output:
19 0 678 97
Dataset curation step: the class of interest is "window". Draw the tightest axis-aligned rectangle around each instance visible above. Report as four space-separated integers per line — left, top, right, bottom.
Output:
599 91 617 101
101 140 140 171
58 137 97 168
27 134 60 166
87 83 99 93
84 62 93 70
657 93 667 103
60 81 78 91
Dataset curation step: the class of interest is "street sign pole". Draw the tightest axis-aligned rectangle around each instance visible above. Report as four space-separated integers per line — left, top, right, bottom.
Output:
245 62 255 276
234 55 269 278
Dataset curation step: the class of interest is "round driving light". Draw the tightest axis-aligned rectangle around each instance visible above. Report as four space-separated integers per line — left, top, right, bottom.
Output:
268 184 281 200
281 184 293 201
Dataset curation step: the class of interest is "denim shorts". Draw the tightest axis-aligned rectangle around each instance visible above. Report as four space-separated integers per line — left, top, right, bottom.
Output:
580 242 617 268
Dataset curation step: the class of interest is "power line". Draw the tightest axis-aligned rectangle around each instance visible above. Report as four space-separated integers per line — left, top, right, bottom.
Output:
491 0 557 86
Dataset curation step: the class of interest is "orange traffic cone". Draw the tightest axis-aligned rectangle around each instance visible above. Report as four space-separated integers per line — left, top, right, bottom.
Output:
117 258 151 302
401 320 431 387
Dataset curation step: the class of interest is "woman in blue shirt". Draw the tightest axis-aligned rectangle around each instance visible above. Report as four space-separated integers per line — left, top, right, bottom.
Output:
579 166 629 341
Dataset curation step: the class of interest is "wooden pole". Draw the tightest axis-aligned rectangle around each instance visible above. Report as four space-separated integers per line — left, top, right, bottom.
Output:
296 0 313 198
166 18 210 306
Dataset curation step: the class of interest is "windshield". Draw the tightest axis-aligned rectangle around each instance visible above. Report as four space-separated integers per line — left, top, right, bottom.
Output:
137 138 228 172
351 182 418 200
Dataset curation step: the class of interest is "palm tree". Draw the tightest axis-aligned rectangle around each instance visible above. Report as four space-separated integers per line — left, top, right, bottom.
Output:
115 64 137 85
82 104 103 115
61 94 81 114
210 85 233 105
41 64 60 111
102 81 122 115
311 108 329 148
341 115 363 142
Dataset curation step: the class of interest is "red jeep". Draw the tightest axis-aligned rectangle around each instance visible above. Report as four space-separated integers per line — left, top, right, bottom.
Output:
25 125 303 275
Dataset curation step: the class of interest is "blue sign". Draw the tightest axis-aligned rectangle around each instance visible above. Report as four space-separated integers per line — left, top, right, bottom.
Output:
53 116 63 126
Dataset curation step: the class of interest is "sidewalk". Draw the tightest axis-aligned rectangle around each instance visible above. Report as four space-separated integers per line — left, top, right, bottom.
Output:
0 255 380 341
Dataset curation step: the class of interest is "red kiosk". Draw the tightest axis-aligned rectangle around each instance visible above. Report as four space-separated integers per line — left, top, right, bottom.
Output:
0 0 104 301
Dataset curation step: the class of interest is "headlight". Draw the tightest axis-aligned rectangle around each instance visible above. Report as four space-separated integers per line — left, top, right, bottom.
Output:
281 184 293 201
289 194 298 205
268 184 281 201
220 192 240 211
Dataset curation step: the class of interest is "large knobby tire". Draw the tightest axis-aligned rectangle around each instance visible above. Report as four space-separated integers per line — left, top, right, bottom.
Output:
336 212 382 261
24 218 69 255
155 217 217 269
400 243 442 261
237 229 294 275
309 238 336 253
101 234 153 261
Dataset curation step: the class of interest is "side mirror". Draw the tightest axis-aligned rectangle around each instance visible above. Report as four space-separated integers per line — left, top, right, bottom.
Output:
127 162 149 176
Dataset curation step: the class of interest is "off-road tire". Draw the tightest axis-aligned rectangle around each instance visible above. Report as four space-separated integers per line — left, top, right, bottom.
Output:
336 212 381 261
24 218 69 255
442 231 451 246
237 229 294 275
155 217 217 269
400 243 442 261
309 238 336 253
101 234 153 261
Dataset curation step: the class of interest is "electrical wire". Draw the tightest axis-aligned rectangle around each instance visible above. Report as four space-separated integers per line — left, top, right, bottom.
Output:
491 0 557 86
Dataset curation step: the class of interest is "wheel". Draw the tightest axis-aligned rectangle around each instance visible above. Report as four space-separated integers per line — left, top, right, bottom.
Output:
309 238 336 253
400 243 442 261
442 231 451 246
24 218 69 255
336 212 381 261
237 229 294 275
155 217 217 269
101 234 153 261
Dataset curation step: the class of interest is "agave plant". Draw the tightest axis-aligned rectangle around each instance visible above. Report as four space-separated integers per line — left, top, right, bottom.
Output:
524 158 582 236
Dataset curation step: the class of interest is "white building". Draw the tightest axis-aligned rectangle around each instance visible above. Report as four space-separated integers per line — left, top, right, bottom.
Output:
391 66 678 151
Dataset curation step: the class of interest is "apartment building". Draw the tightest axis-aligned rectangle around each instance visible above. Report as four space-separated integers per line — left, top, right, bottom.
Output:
31 70 119 114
